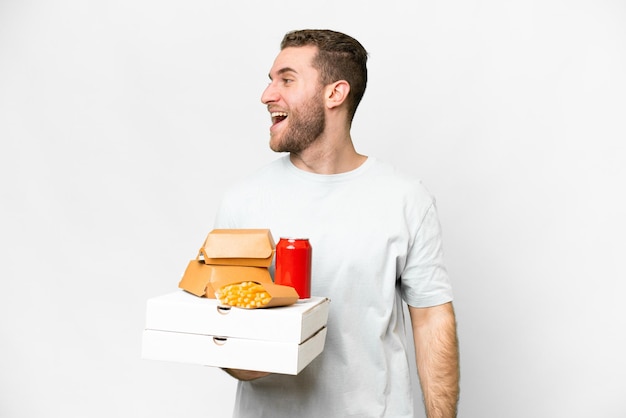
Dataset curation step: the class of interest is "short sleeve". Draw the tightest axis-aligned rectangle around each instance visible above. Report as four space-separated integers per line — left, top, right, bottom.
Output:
400 201 454 308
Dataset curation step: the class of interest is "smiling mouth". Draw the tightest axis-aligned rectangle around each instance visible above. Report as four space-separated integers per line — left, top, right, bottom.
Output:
271 111 288 126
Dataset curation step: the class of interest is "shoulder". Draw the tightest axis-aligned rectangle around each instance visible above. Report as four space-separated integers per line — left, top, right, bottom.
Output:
222 156 287 197
242 156 289 182
368 158 434 205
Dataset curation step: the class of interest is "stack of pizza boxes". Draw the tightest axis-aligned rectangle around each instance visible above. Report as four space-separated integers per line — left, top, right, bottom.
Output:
141 229 330 375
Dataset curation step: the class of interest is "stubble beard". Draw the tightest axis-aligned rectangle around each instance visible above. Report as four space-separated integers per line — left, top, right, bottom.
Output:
270 93 326 154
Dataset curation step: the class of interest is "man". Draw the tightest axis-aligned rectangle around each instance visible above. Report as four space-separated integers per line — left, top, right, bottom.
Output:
214 29 459 418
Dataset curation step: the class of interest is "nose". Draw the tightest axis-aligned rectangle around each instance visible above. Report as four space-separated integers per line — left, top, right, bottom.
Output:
261 81 278 104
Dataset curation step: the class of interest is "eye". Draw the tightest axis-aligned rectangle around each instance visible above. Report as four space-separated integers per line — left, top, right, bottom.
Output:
283 78 294 85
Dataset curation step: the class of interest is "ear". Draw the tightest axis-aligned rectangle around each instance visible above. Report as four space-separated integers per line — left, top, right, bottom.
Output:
325 80 350 109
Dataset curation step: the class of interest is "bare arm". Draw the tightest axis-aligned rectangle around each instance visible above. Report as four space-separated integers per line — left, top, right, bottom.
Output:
409 302 460 418
222 368 271 381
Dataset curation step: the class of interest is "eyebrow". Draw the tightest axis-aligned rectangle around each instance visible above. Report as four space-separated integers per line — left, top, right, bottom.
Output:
268 67 298 80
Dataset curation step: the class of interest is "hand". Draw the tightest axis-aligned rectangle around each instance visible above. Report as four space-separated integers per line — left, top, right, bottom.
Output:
222 368 271 381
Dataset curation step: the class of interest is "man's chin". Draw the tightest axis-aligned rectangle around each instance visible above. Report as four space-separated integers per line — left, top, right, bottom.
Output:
269 138 285 153
269 135 293 153
269 132 317 154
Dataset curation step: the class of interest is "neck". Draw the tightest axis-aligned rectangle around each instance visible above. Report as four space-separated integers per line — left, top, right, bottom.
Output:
289 132 367 175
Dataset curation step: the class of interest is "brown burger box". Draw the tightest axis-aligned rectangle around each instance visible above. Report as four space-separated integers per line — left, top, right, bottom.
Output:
178 229 279 299
200 228 275 267
141 290 330 375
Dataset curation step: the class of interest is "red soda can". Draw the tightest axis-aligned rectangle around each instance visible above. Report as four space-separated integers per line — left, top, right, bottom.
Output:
275 238 312 299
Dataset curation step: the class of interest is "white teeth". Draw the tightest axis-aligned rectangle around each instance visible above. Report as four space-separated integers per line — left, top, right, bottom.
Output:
271 112 288 117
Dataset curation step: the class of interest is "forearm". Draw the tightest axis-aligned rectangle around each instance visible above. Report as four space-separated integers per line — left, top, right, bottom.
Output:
222 368 271 381
410 302 460 418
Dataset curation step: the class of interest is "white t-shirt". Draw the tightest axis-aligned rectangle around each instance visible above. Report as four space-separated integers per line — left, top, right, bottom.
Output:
214 156 453 418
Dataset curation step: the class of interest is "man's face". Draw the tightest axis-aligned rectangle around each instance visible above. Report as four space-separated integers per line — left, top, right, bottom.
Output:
261 46 326 154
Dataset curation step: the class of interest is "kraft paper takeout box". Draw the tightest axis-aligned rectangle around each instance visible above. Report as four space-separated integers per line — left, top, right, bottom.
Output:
178 263 272 298
178 229 277 299
141 290 330 375
213 278 299 309
200 229 275 267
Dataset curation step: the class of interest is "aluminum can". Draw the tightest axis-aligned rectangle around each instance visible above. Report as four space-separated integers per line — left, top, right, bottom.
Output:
275 238 312 299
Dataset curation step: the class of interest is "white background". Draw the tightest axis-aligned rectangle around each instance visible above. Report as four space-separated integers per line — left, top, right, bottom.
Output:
1 1 625 417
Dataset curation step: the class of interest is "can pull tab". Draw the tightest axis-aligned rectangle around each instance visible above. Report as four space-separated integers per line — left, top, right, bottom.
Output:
213 336 227 346
217 305 231 315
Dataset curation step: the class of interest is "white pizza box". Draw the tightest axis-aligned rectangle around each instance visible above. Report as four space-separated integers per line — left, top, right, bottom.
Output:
141 327 327 375
143 290 329 343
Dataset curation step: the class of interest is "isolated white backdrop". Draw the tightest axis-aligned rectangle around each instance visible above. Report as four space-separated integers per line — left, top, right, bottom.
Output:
1 1 625 417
